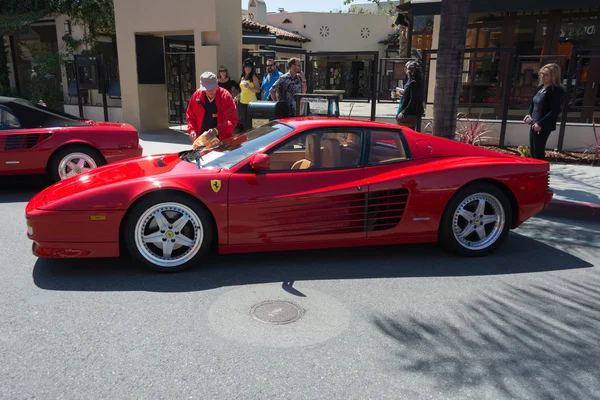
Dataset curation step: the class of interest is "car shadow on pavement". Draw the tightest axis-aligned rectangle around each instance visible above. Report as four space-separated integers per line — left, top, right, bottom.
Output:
32 231 593 293
372 274 600 399
0 176 49 204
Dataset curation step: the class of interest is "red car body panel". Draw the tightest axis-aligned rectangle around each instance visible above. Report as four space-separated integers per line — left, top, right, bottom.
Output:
1 121 142 176
25 118 552 260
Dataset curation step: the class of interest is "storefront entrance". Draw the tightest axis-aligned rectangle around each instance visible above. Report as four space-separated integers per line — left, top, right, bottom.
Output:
165 36 196 125
306 52 378 102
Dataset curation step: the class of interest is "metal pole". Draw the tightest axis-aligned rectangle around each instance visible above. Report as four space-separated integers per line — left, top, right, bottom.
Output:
102 82 108 122
557 47 577 152
499 51 515 149
370 52 378 121
74 58 84 119
179 54 184 125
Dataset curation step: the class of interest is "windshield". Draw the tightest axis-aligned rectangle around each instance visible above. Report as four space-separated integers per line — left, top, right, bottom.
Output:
187 122 294 169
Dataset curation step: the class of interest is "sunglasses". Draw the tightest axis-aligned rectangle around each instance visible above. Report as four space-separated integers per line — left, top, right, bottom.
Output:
219 69 227 72
540 72 550 77
266 64 274 67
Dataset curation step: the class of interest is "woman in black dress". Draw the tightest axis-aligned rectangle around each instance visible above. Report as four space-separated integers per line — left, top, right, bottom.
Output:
217 66 240 97
523 63 565 160
396 61 424 130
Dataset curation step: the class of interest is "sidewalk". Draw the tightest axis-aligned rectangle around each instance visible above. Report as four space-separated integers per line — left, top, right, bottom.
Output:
542 163 600 221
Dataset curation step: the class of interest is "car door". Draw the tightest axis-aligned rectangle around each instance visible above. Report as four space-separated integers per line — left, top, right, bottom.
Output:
363 127 428 238
0 106 53 174
228 127 368 245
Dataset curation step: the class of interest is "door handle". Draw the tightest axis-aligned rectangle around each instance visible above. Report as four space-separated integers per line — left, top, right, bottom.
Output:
357 186 363 191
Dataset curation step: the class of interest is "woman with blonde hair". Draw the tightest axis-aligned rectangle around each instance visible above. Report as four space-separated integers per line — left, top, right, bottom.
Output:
523 63 565 160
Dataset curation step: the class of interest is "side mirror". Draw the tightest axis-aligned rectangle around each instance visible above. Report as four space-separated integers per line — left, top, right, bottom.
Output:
250 153 270 171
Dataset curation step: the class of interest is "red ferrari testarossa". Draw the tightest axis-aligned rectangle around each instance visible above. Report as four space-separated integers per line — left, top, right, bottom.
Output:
26 118 553 272
1 97 142 182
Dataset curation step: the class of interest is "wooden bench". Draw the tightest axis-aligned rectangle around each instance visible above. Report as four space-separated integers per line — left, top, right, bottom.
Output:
312 90 345 101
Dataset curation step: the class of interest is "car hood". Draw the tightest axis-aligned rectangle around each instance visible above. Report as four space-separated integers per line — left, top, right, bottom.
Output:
28 151 221 210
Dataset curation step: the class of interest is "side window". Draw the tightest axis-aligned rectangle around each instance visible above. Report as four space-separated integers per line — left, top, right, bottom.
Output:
267 129 363 171
368 130 409 165
0 106 21 130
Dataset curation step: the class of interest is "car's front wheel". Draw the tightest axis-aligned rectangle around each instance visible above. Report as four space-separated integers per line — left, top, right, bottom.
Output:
439 183 512 256
124 193 214 272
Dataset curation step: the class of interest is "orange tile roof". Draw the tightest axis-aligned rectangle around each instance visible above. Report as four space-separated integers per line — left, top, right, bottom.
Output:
242 18 310 43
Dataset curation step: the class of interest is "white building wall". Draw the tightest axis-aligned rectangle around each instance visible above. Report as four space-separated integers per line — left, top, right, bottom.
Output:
266 12 394 57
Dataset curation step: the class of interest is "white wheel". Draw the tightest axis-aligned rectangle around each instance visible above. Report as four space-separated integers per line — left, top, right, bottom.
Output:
451 193 506 251
124 193 214 272
58 152 97 180
134 202 204 268
439 183 512 256
48 145 105 182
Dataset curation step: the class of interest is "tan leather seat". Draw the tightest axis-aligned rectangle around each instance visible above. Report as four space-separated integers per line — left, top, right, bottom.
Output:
291 134 319 170
321 138 341 168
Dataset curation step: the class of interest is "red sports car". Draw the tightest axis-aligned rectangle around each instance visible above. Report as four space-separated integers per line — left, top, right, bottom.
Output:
1 97 142 182
25 118 553 272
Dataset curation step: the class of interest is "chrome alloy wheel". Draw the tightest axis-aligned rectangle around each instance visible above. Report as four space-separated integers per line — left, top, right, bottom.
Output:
58 152 97 180
452 192 505 251
134 202 204 268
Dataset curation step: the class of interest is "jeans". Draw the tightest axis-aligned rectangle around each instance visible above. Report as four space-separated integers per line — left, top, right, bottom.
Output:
529 128 551 160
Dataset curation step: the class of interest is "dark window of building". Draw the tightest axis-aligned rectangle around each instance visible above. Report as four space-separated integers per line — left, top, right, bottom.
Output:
135 34 166 85
411 15 434 51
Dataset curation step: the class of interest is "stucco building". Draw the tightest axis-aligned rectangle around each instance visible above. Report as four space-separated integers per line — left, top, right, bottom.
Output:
241 0 396 101
113 0 241 131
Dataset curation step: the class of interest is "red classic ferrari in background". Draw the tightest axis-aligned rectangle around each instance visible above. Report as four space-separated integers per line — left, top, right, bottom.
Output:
0 97 142 182
25 118 553 272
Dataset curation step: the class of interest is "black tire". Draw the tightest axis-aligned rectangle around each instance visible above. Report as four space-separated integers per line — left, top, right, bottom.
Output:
48 145 105 182
439 182 512 257
123 192 214 273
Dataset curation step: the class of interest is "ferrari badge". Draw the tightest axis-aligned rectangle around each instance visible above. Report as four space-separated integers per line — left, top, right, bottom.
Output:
211 180 222 193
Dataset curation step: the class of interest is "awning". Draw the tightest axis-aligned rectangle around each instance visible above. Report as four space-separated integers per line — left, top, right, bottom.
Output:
402 0 600 15
243 31 277 46
0 11 49 35
266 45 306 54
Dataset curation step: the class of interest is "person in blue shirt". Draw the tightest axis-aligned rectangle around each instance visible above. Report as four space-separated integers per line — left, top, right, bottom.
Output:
261 59 282 101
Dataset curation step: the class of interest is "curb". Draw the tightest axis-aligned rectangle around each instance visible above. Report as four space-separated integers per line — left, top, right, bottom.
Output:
540 199 600 221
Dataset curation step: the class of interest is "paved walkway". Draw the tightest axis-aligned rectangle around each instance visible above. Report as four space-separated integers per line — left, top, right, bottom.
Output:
549 164 600 205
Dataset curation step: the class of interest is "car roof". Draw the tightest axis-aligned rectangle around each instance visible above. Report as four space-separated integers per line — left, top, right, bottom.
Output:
0 96 91 128
277 117 401 130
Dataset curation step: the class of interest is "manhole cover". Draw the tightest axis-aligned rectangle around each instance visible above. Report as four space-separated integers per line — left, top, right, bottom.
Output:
251 301 304 325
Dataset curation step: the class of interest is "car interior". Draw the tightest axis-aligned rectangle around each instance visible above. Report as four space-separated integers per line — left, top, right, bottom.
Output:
268 131 407 170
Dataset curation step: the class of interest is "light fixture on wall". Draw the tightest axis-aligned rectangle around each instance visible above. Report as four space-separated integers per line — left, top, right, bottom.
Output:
64 20 72 35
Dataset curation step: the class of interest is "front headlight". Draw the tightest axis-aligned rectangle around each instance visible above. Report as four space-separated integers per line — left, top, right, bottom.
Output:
26 223 33 236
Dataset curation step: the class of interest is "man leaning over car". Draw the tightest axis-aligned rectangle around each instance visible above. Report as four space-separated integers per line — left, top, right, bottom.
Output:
186 71 238 143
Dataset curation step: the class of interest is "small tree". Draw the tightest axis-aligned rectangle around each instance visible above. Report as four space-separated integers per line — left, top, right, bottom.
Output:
25 43 63 108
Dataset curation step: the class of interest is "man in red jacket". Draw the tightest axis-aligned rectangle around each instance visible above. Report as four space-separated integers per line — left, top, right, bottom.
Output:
186 71 238 142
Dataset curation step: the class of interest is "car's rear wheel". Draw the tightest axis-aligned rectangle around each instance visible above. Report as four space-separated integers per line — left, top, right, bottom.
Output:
439 183 512 256
124 193 213 272
48 145 105 182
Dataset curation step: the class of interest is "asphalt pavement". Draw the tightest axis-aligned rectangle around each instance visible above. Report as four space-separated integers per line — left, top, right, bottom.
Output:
1 135 599 399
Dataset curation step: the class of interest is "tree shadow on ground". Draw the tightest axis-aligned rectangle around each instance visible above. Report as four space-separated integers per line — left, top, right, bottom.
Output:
373 274 600 399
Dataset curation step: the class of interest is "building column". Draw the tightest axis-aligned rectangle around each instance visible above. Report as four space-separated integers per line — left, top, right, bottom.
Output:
194 30 218 85
115 32 141 130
